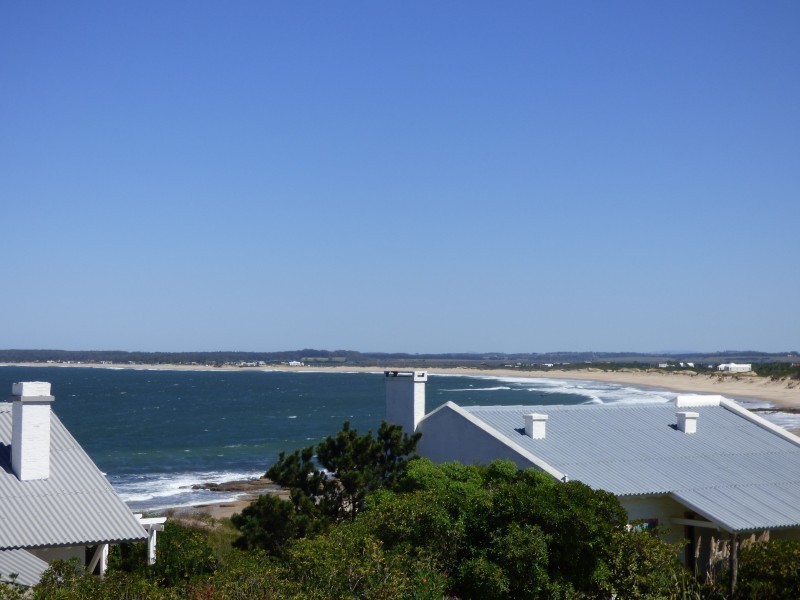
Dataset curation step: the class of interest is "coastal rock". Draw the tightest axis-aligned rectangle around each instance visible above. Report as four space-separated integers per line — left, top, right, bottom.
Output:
192 477 274 493
192 483 221 490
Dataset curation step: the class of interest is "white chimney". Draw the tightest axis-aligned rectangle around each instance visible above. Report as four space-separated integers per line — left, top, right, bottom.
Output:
11 381 55 480
524 413 548 439
385 371 427 433
676 411 699 435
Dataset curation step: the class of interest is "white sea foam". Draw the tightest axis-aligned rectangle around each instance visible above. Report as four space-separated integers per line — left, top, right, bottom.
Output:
441 372 797 430
758 411 800 430
484 376 677 405
582 397 604 405
115 469 264 511
440 386 513 392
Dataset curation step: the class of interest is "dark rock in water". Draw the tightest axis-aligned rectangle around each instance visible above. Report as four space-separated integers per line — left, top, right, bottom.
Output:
191 478 277 493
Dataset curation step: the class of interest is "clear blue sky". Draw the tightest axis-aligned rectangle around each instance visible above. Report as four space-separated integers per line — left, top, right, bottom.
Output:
2 2 798 353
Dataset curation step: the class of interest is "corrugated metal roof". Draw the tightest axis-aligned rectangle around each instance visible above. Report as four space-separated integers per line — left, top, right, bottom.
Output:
462 402 800 532
0 404 147 549
674 482 800 532
0 549 49 587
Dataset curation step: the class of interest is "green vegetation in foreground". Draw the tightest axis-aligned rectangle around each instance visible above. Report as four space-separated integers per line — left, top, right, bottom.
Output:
6 422 800 599
232 420 420 556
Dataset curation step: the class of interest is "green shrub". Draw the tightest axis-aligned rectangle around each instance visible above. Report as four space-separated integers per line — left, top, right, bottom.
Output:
34 559 171 599
152 521 217 586
283 520 436 599
607 527 699 599
193 550 290 599
735 539 800 599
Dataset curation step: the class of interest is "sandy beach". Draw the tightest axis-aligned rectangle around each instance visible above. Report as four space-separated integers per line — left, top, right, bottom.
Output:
7 361 799 407
164 478 289 521
432 367 800 408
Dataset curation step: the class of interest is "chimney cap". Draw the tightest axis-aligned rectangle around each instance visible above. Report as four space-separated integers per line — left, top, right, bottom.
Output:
384 370 427 381
524 413 548 439
524 413 548 421
676 411 699 434
675 395 722 408
12 382 53 397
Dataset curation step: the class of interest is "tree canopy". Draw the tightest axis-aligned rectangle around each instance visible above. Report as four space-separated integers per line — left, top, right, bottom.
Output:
232 420 420 554
233 445 695 599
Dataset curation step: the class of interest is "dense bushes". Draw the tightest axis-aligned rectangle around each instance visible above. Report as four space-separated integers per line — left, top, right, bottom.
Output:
22 420 800 598
26 475 800 598
26 460 699 599
232 420 420 554
34 560 168 600
364 459 691 599
734 539 800 599
152 522 217 586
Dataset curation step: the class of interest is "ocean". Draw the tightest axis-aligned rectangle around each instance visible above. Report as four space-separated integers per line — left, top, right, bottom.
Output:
0 366 790 512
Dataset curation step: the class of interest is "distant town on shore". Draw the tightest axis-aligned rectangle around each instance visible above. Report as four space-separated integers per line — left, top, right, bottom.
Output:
2 348 798 377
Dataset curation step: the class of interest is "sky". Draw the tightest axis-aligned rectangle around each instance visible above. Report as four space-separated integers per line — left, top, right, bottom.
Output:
1 2 798 354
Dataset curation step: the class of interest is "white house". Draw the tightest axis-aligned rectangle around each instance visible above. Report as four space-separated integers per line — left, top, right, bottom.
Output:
717 363 753 373
0 382 162 587
384 371 800 572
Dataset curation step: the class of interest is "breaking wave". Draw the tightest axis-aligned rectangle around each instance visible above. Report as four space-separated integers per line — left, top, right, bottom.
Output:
112 469 264 512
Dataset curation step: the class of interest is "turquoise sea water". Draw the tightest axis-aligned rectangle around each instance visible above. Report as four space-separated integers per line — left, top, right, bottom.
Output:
0 366 781 511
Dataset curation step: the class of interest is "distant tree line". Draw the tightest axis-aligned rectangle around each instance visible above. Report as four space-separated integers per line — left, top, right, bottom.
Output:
753 363 800 379
0 348 797 368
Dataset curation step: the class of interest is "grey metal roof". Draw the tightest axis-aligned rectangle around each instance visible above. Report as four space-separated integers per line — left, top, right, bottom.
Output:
462 402 800 532
0 549 49 587
0 403 147 549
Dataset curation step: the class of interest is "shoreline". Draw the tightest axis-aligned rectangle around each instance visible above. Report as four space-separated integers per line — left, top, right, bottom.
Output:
4 361 799 407
10 361 795 520
163 478 289 521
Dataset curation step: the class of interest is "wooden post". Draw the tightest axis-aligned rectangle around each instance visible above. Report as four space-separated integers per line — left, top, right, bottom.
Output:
147 528 158 565
86 543 109 576
99 544 109 577
729 532 738 597
136 515 166 565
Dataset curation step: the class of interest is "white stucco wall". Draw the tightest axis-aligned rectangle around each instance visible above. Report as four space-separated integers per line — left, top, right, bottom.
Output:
417 405 538 470
718 363 752 372
385 371 427 434
11 398 53 481
29 545 86 565
622 495 694 561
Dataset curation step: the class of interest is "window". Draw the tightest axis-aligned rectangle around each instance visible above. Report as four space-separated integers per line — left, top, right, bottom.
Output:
629 518 659 532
